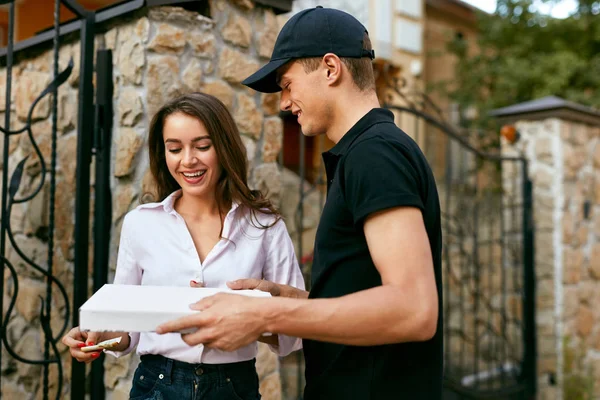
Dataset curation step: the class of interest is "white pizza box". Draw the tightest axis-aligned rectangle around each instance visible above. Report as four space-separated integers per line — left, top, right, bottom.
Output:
80 284 271 333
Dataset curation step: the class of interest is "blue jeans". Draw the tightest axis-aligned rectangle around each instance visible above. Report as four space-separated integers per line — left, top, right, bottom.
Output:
129 354 261 400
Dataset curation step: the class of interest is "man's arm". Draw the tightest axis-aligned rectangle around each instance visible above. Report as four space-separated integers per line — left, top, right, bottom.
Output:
262 206 438 345
157 206 438 349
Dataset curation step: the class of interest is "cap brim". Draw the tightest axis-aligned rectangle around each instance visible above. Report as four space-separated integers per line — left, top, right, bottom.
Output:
242 58 291 93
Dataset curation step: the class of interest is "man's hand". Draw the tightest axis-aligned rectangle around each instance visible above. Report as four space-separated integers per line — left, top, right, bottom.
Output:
156 293 270 352
227 279 308 299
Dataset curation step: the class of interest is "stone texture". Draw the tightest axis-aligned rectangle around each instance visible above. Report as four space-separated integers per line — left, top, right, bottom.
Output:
532 167 553 191
58 134 78 185
118 87 143 127
256 343 278 380
563 286 579 319
147 23 186 53
1 381 28 399
535 137 552 164
537 279 554 309
146 55 182 117
218 47 259 84
20 119 52 175
182 59 204 91
24 179 50 236
241 135 256 165
594 143 600 168
0 71 8 111
68 43 81 87
562 247 582 284
105 27 118 51
563 144 586 179
114 184 138 223
259 373 282 400
136 17 150 43
141 167 157 202
148 6 215 27
16 71 51 121
15 329 42 391
119 36 145 85
577 305 594 337
262 117 282 162
230 0 254 10
590 244 600 279
235 93 263 139
188 32 216 58
222 15 252 48
104 352 132 388
54 180 75 259
114 128 143 178
257 10 279 59
262 93 280 116
201 80 234 109
563 212 575 245
252 163 282 205
58 87 77 133
15 279 46 322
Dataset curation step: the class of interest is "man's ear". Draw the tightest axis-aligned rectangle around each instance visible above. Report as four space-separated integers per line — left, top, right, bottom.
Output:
322 53 343 86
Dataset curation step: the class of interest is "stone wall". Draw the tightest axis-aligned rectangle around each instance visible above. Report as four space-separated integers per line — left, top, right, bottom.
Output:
501 108 600 400
0 1 307 399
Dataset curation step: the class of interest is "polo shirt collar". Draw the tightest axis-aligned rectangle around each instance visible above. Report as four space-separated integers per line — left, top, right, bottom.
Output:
327 108 395 156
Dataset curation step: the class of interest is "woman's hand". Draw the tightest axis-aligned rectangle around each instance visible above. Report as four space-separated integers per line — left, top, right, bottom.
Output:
227 279 309 299
61 327 130 363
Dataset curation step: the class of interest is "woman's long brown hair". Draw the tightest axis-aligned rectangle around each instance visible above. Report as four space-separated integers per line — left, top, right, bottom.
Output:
145 92 280 230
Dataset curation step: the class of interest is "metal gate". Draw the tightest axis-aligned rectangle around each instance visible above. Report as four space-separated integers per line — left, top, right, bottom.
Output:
284 75 536 399
383 77 537 399
0 1 113 399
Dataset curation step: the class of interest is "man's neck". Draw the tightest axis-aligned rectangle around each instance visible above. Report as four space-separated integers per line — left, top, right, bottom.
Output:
326 90 381 144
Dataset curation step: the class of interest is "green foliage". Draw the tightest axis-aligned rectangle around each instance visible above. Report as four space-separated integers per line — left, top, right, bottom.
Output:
437 0 600 127
563 336 595 400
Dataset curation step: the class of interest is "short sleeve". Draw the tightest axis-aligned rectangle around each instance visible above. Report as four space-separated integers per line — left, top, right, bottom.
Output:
343 136 424 226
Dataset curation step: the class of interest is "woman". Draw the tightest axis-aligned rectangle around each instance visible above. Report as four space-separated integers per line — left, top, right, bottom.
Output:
62 93 305 400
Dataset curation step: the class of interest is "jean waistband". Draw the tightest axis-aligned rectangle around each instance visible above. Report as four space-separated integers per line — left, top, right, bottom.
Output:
140 354 256 377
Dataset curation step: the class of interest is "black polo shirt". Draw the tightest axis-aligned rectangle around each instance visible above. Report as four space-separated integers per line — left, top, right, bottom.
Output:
303 108 443 400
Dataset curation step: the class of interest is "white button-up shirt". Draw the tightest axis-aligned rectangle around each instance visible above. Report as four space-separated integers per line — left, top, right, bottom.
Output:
108 190 305 364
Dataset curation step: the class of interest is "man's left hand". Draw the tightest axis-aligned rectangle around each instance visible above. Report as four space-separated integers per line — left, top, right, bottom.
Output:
156 293 268 352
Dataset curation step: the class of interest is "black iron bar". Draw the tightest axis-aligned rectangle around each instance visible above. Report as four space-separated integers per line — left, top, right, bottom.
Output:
90 49 113 400
521 163 536 396
443 130 452 376
0 1 15 389
296 129 306 400
71 10 95 400
472 156 481 389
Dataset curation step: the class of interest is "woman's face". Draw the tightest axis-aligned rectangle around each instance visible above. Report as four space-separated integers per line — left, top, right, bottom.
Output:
163 112 222 200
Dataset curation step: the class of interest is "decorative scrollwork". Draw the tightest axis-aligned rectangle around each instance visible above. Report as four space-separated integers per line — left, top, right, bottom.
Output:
1 57 73 400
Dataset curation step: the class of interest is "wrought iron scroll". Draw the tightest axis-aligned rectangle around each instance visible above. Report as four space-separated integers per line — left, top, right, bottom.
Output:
0 0 74 399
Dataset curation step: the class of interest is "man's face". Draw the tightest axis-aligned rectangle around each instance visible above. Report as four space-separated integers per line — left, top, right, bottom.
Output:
276 60 331 137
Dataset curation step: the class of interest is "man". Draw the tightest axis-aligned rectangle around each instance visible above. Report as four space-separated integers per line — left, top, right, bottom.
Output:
158 6 443 399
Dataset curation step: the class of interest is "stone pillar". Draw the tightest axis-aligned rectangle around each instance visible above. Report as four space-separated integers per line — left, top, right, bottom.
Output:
493 96 600 400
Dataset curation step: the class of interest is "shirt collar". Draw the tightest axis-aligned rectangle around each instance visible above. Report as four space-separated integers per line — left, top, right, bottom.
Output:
137 190 241 216
327 108 395 156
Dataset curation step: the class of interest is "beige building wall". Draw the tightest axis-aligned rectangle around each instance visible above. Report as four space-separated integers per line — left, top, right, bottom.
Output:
424 0 478 119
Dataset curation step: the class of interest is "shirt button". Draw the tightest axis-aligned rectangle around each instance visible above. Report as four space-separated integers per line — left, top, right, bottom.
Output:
195 367 204 376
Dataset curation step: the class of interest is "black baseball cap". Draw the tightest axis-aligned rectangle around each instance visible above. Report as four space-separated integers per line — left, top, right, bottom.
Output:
242 6 375 93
